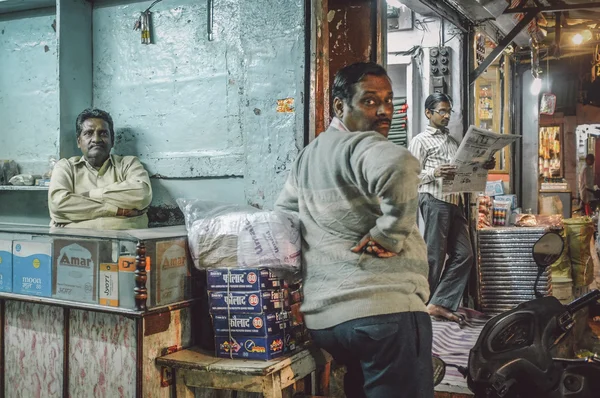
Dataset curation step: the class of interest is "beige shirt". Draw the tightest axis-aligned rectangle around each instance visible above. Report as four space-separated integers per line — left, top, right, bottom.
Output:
49 155 153 230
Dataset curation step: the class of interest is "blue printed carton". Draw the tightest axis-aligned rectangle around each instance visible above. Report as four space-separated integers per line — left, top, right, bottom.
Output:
215 334 285 360
0 240 12 292
12 241 53 297
207 268 282 291
209 291 285 314
212 312 291 336
494 194 517 209
485 180 504 196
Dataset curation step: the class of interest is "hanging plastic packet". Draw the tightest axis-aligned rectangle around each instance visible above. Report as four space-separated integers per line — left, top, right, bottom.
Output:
540 93 557 115
492 199 511 226
477 194 493 229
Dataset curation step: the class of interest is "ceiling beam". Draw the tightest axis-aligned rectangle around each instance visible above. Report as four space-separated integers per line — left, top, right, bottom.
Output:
518 50 591 63
545 22 600 32
504 2 600 14
470 11 538 84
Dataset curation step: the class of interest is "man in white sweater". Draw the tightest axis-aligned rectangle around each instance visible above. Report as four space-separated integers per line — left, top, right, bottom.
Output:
275 63 432 398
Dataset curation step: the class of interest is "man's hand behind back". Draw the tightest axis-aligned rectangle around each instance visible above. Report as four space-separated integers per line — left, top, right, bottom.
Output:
117 208 147 217
351 234 397 258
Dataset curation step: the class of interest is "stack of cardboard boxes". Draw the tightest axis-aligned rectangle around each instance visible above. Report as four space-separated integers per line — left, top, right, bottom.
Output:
207 267 306 360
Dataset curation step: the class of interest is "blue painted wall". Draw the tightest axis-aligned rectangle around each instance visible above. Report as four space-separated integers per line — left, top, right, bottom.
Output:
0 0 305 226
93 0 305 225
0 8 59 175
0 8 58 225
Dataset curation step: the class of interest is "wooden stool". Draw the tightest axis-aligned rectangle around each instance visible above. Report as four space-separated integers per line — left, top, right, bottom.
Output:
156 346 332 398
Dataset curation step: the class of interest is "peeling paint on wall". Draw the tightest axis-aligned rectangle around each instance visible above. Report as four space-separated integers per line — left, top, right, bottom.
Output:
276 98 295 113
0 1 304 226
93 0 305 222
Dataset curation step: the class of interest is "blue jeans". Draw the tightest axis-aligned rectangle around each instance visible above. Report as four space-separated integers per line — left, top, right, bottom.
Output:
309 312 433 398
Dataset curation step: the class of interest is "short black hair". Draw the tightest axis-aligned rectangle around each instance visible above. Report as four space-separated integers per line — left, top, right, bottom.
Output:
332 62 389 105
424 93 453 111
75 108 115 145
586 153 595 162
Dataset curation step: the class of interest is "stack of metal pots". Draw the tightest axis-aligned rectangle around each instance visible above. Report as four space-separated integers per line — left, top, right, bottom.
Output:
477 227 552 315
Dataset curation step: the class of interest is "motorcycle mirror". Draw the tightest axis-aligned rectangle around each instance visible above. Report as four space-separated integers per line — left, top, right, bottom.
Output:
532 231 564 268
432 356 446 386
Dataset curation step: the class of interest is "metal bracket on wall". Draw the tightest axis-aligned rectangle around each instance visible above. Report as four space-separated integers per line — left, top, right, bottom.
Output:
133 0 165 44
159 345 182 387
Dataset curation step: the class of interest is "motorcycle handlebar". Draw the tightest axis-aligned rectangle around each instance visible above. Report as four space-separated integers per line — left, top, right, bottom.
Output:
565 290 600 314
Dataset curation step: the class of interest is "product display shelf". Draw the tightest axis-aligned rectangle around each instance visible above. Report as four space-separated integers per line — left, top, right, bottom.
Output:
0 223 198 398
0 185 49 191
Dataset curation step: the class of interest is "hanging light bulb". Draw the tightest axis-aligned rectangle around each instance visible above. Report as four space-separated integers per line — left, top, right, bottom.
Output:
572 33 584 45
582 29 593 41
531 77 543 95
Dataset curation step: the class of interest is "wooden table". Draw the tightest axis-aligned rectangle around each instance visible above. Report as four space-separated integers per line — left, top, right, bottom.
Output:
156 346 332 398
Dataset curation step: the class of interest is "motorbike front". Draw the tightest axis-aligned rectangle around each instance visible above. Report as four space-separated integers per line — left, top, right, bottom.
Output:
433 231 600 398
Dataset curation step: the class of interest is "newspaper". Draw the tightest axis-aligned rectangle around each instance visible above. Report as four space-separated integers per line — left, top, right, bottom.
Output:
443 126 521 193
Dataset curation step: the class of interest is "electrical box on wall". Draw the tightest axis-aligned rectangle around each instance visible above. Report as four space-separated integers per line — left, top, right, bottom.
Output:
430 47 452 96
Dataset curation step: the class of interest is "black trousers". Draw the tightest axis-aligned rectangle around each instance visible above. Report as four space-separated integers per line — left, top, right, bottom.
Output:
419 193 473 311
310 312 434 398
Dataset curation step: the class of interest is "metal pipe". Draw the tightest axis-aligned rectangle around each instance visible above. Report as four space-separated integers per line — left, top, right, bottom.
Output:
207 0 214 41
555 12 561 56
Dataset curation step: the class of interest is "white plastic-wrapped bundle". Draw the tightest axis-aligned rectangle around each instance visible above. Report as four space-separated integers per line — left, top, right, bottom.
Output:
177 199 301 271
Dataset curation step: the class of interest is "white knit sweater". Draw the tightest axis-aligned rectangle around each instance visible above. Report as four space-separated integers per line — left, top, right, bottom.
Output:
275 125 430 330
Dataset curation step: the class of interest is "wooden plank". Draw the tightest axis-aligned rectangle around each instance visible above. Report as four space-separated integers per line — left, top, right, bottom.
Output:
156 346 220 371
157 347 326 377
159 347 331 397
262 373 283 398
278 352 321 389
328 0 374 78
207 350 313 376
180 369 264 392
312 0 330 137
175 369 195 398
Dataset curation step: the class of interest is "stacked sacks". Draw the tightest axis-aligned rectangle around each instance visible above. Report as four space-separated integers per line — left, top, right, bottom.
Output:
177 199 301 271
564 217 595 289
207 268 306 360
549 229 573 304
